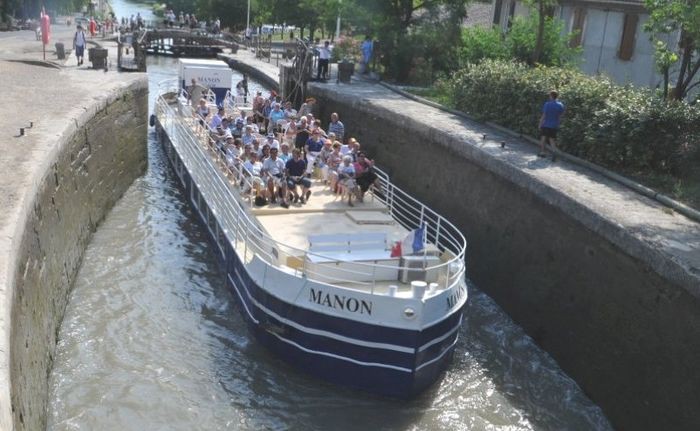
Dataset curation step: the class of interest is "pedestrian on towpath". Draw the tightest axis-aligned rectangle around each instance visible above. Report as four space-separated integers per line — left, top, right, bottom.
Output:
317 41 331 81
538 90 565 162
73 24 87 66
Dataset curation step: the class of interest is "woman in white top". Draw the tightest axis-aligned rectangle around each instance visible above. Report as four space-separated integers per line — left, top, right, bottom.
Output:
282 120 297 146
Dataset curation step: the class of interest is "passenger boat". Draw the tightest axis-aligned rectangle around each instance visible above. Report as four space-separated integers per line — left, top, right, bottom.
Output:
154 79 468 397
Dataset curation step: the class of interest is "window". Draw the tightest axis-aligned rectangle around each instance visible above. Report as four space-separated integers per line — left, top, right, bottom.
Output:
618 13 638 61
569 7 586 48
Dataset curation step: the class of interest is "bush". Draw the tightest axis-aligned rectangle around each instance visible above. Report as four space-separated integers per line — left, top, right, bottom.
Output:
459 26 508 66
331 36 361 63
458 15 580 68
506 15 580 67
450 60 700 174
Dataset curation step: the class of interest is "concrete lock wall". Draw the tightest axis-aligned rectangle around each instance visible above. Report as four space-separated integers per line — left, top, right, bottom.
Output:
310 86 700 430
4 79 148 431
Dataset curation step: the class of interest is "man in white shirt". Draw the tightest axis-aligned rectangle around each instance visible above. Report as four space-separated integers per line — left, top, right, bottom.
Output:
262 147 289 207
209 106 225 129
243 152 265 202
266 133 280 150
316 41 331 80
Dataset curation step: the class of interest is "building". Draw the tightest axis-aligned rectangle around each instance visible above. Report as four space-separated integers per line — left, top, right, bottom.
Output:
491 0 679 89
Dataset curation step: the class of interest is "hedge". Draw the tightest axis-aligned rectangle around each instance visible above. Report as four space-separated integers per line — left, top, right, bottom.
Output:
445 60 700 175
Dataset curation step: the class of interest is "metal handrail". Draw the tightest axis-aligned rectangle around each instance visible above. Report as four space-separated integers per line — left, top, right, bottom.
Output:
156 80 467 293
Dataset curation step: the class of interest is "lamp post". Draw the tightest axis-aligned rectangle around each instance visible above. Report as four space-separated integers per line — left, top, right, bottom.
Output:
246 0 251 38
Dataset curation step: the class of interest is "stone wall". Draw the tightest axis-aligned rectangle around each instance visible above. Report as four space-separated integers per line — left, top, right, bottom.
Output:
7 80 148 431
310 85 700 430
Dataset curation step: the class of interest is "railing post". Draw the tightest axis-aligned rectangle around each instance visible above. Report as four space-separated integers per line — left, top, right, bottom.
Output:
435 217 442 250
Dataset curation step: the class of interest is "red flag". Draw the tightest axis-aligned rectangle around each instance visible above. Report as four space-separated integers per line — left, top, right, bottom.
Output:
40 9 50 45
390 241 402 258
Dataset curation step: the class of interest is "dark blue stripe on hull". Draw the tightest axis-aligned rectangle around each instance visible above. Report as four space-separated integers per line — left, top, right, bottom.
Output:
251 320 458 398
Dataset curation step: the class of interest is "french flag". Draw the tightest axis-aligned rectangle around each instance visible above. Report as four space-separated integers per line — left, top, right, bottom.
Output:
391 224 426 257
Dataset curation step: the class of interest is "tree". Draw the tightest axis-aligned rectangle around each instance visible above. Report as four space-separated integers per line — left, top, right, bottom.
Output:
644 0 700 100
523 0 558 64
350 0 469 82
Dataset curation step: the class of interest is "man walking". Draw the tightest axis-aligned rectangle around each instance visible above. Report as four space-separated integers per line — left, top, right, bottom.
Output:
360 36 373 74
73 24 87 66
316 41 331 81
538 90 565 161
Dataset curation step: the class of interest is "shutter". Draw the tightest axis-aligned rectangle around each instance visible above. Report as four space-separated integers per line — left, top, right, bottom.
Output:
569 7 586 48
618 13 638 61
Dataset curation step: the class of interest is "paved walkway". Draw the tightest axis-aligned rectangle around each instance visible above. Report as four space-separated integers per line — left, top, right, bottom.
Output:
0 22 146 430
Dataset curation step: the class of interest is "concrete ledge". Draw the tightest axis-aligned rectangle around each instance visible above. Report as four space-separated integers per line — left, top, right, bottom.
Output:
219 51 281 92
306 80 700 430
0 60 148 431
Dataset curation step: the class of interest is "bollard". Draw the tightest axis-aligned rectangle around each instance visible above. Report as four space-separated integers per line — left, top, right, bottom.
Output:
55 42 65 59
411 281 427 299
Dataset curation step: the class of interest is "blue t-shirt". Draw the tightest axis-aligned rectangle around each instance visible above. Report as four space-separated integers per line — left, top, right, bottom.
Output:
542 100 565 129
270 109 285 124
306 137 323 152
286 158 307 176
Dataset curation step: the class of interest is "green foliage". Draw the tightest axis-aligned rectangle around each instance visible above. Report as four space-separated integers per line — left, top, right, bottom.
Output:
346 0 467 83
506 14 580 66
2 0 88 19
459 15 580 68
643 0 700 99
450 60 700 174
459 26 508 66
331 36 361 63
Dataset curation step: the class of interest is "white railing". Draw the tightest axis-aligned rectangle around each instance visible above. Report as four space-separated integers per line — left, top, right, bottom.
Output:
155 79 467 294
224 90 254 113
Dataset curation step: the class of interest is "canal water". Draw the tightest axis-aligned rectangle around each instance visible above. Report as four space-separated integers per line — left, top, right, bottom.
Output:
47 2 613 430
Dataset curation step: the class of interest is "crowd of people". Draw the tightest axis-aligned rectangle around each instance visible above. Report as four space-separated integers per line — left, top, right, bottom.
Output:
185 86 379 208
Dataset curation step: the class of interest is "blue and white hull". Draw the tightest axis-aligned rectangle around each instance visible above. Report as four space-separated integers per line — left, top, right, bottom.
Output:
154 90 468 397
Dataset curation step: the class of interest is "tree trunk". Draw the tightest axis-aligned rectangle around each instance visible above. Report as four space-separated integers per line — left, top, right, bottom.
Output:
532 3 545 65
673 32 692 99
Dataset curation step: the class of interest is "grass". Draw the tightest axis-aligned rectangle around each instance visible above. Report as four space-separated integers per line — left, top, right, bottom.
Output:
625 167 700 211
405 87 700 212
405 87 455 109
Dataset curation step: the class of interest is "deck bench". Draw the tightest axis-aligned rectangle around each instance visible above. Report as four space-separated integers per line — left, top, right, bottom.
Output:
307 233 391 264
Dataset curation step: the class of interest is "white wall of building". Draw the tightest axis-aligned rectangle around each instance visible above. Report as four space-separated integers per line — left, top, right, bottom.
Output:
491 0 680 91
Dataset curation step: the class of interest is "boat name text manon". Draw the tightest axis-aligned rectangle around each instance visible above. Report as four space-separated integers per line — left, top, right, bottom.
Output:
309 289 373 315
446 285 466 310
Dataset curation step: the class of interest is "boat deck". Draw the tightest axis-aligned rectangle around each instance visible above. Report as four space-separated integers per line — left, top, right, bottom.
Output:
254 181 408 251
158 91 459 293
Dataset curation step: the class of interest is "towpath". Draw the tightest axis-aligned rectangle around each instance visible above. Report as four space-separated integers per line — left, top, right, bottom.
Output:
0 21 146 430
